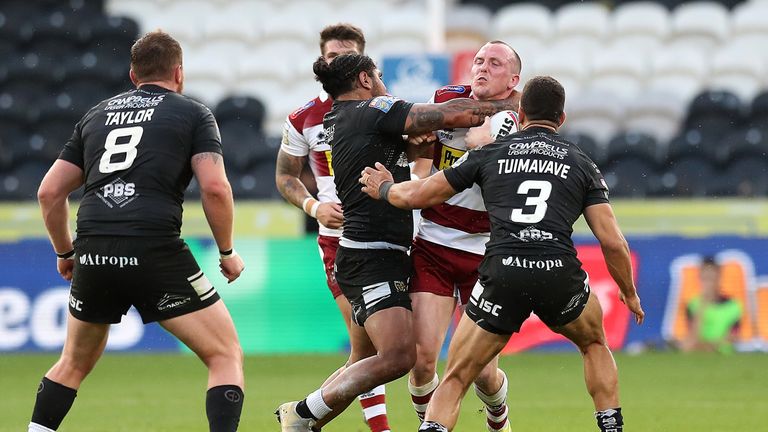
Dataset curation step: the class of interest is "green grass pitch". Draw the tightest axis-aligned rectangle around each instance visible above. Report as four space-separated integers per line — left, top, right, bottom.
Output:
2 352 765 431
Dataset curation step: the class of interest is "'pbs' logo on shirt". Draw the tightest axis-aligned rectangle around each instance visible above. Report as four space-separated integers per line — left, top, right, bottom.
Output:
103 182 135 199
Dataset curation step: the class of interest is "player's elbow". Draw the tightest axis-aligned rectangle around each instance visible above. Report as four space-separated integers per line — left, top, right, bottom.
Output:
37 182 63 206
199 179 232 201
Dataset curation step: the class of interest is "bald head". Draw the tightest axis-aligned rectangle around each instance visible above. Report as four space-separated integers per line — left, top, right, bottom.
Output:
470 41 521 101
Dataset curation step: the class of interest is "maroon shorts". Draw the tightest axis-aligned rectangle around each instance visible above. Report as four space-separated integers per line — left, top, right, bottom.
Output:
317 235 342 298
410 237 483 305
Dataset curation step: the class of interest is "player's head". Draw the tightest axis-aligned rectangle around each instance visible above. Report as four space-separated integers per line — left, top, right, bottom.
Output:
320 23 366 63
699 256 721 299
313 53 384 99
471 40 521 101
519 76 566 129
129 30 184 92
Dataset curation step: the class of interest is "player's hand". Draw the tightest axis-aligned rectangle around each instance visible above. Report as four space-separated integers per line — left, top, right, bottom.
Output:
406 132 437 146
57 257 74 281
465 116 494 150
620 291 645 325
219 253 245 284
359 162 394 199
316 202 344 229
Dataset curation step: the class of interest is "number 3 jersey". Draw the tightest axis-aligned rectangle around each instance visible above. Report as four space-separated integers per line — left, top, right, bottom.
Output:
58 84 223 237
443 127 609 257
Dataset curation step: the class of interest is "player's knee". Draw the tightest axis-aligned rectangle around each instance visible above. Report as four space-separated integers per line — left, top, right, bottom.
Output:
382 343 416 379
577 338 609 356
55 356 97 381
411 352 439 382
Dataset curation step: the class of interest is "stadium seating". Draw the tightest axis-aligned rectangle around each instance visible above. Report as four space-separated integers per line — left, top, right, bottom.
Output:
2 0 768 200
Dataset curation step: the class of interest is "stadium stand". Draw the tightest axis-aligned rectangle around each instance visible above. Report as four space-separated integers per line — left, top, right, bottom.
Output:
1 0 766 200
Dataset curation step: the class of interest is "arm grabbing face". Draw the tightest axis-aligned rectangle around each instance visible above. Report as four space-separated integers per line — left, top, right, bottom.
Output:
359 162 457 210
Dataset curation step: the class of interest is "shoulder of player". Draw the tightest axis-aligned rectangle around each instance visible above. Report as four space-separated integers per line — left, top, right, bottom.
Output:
287 96 331 129
432 85 472 103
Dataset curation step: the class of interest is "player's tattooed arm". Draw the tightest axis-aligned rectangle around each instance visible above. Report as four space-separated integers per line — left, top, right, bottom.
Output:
191 152 222 166
403 98 519 135
275 150 312 208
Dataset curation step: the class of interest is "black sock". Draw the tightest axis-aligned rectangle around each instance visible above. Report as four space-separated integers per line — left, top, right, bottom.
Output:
206 385 244 432
30 377 77 430
595 407 623 432
295 399 316 420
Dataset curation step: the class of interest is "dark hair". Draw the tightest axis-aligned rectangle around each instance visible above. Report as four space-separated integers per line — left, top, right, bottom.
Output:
521 76 565 123
320 23 366 55
130 30 182 82
313 53 377 99
488 40 522 74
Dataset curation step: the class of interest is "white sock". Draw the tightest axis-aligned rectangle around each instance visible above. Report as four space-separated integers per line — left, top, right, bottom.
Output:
409 373 439 420
475 370 508 409
28 423 55 432
306 388 332 420
359 385 389 431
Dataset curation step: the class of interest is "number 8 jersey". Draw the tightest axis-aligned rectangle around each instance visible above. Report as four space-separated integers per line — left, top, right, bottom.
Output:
58 84 223 237
443 127 609 257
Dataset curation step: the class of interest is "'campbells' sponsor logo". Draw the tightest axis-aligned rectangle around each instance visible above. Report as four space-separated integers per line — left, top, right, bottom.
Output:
508 140 568 160
157 293 191 311
106 95 165 110
510 226 557 242
502 256 564 271
79 254 139 268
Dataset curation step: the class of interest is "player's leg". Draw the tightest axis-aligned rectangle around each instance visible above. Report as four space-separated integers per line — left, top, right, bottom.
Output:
280 305 415 430
421 313 509 432
322 235 391 432
161 300 244 432
29 314 110 432
551 291 623 431
409 292 457 420
472 354 510 432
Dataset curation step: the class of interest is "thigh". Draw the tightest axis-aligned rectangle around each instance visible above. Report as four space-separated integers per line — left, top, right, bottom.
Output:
335 247 412 326
160 300 240 359
550 291 607 348
411 292 457 360
132 238 221 324
317 235 343 299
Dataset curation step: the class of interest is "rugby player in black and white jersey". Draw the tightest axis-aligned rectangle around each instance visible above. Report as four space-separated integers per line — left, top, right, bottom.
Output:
29 31 245 432
360 76 645 432
275 24 394 432
275 53 519 432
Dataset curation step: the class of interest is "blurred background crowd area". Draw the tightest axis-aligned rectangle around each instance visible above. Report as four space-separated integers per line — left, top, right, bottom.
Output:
1 0 768 201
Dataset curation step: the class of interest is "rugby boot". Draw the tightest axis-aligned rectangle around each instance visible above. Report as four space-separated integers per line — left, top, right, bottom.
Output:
275 401 315 432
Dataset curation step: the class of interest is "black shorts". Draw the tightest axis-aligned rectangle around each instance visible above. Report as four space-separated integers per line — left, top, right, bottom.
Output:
466 254 590 335
334 246 412 326
69 236 220 324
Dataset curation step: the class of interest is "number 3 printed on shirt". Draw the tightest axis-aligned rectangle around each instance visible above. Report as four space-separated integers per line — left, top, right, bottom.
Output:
510 180 552 223
98 126 143 173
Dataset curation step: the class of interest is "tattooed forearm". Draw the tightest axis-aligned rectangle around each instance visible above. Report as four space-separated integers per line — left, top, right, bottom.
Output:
275 150 312 207
191 152 222 166
404 98 519 134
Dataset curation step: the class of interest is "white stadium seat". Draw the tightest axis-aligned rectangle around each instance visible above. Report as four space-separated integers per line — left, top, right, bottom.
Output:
106 0 164 21
623 91 686 143
183 58 234 107
446 5 492 53
533 48 589 98
554 2 610 52
610 2 671 56
647 48 708 103
670 2 730 52
587 49 648 100
372 8 429 55
563 90 624 145
708 44 766 101
203 7 259 45
492 3 551 62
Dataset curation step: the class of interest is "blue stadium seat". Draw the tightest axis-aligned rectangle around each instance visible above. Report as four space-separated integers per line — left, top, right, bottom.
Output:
666 129 719 163
713 158 768 197
0 161 50 200
658 157 718 197
749 91 768 130
215 96 266 131
603 158 658 198
718 127 768 164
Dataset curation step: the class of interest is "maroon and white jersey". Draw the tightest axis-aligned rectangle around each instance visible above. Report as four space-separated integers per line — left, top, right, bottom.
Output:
417 85 519 255
281 92 340 237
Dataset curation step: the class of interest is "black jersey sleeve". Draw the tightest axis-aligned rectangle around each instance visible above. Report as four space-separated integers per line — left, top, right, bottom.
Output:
58 120 85 168
579 152 610 208
443 150 483 193
191 106 223 156
369 97 413 135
